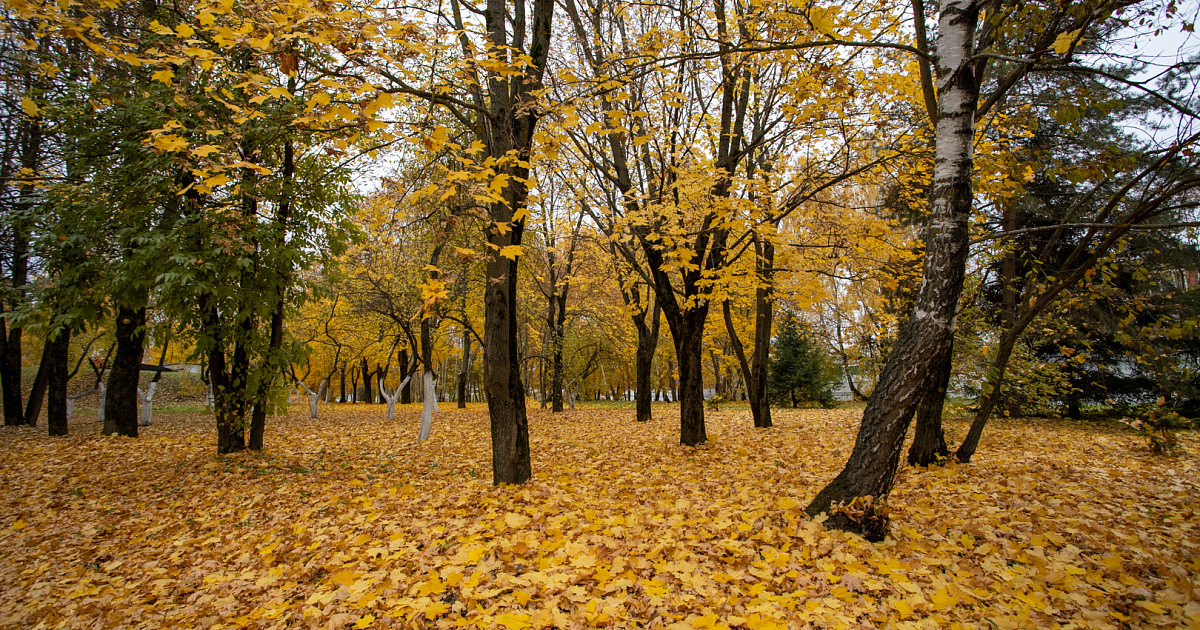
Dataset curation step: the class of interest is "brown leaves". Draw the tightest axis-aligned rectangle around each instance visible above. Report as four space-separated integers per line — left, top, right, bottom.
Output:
0 407 1197 628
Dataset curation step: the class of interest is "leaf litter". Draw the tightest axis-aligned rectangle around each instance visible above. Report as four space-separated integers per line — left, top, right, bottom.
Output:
0 405 1197 629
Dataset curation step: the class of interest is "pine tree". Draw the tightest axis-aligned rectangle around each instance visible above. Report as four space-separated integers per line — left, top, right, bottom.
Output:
769 316 836 407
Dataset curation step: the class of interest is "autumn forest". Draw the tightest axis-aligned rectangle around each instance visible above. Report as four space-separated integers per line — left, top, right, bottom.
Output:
1 0 1199 626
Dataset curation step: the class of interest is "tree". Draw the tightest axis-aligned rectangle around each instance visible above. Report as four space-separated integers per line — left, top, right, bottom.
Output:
806 0 1199 538
769 315 837 408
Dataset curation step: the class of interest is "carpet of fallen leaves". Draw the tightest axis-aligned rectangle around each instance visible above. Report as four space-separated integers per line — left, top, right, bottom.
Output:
1 404 1198 630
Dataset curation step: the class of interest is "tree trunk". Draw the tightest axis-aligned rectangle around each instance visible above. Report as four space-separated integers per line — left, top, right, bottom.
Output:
361 358 372 406
1 131 33 427
0 308 22 426
805 0 980 540
46 329 70 436
138 381 157 427
104 305 145 437
485 242 532 484
24 342 50 426
724 238 775 429
675 310 709 445
634 302 661 422
549 321 565 413
338 365 347 403
749 240 775 427
457 328 471 408
398 348 412 404
907 340 954 466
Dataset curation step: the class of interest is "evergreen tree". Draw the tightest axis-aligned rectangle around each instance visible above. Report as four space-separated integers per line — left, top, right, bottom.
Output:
769 316 837 407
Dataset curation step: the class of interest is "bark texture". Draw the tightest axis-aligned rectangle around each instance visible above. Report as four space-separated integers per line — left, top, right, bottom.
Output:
907 340 954 466
104 305 146 438
806 0 980 540
46 329 70 436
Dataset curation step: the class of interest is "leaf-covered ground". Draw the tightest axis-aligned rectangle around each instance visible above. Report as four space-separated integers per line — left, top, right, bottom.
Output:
1 404 1197 629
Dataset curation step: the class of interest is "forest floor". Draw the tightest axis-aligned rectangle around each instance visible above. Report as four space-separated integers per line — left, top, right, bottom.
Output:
0 403 1197 630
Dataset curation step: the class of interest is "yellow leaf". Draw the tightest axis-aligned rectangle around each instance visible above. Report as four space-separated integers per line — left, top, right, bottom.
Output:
11 519 26 531
152 134 189 152
204 174 230 187
1136 600 1166 615
20 97 38 117
498 245 522 260
418 600 450 617
1054 29 1081 54
331 569 358 586
893 598 913 619
929 588 957 610
353 613 375 628
152 69 174 85
176 23 195 38
504 512 530 528
191 145 221 157
495 612 531 630
691 613 718 628
415 576 445 596
149 20 175 35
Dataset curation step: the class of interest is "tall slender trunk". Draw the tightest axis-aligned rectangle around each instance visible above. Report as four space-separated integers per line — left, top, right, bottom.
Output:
338 365 347 403
457 328 471 408
634 301 661 422
46 328 70 436
361 358 372 405
104 304 146 437
675 308 709 445
398 348 411 404
749 241 775 427
1 224 27 426
724 237 775 428
806 0 980 540
24 342 50 425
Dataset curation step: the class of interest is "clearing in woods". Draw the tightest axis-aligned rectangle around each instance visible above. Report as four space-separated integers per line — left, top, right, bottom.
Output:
0 404 1197 629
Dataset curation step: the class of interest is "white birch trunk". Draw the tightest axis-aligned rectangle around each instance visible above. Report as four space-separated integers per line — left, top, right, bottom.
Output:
379 374 413 421
418 371 438 441
299 380 325 419
96 382 106 423
137 381 158 427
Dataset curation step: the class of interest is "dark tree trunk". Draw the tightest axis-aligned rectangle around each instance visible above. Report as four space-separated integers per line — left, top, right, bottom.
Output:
1 117 36 427
249 298 286 451
724 237 775 428
549 303 564 413
457 328 471 408
675 309 708 445
634 302 660 422
0 229 26 426
104 304 145 437
46 328 70 436
398 348 411 404
749 241 775 427
361 358 372 405
485 239 532 484
24 342 50 426
338 365 346 403
805 0 980 541
0 314 21 426
907 340 953 466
